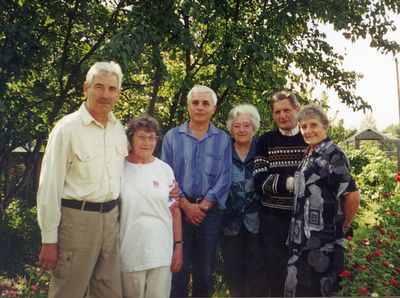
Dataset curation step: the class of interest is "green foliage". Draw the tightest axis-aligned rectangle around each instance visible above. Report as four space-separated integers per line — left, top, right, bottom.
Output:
345 146 397 203
1 266 49 297
329 118 357 144
0 0 123 153
2 0 400 208
213 247 229 297
337 145 400 296
383 123 400 139
359 114 378 131
338 192 400 297
0 198 41 277
1 0 400 295
0 198 48 297
0 127 399 297
105 0 400 132
0 0 126 207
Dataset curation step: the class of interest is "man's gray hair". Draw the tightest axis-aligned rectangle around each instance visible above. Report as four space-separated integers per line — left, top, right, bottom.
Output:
187 85 218 105
226 104 261 134
85 61 123 89
270 90 300 111
297 104 330 128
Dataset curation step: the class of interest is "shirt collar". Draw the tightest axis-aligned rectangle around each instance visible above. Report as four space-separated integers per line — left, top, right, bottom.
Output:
79 102 117 126
179 121 220 136
307 137 332 156
232 138 257 163
279 125 300 136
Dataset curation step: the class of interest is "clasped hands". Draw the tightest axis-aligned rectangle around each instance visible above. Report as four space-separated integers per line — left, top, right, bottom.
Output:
181 198 212 226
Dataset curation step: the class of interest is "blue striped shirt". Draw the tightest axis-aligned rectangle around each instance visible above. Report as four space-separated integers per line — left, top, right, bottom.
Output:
161 121 232 209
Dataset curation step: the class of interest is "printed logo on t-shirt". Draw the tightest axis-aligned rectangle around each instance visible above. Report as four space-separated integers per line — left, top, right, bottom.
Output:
153 180 161 188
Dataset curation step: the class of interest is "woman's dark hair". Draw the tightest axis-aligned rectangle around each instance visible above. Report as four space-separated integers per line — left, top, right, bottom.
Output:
126 115 161 142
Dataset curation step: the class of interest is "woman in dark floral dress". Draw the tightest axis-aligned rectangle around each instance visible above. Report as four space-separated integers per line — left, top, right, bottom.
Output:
285 104 361 297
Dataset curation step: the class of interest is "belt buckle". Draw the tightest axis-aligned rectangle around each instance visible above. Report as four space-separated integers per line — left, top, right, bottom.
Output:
99 203 104 213
196 198 202 204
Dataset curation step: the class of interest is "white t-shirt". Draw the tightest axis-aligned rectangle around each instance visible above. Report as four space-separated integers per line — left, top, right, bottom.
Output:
119 157 177 272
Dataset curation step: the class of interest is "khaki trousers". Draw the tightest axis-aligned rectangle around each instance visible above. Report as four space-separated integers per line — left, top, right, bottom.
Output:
48 206 122 298
121 266 171 298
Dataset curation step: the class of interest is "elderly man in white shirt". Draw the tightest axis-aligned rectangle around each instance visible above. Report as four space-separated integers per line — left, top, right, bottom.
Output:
36 61 128 298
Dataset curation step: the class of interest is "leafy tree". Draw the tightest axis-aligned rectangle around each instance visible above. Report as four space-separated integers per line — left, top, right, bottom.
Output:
383 123 400 139
329 118 357 144
106 0 400 132
0 0 128 210
359 113 378 130
1 0 400 210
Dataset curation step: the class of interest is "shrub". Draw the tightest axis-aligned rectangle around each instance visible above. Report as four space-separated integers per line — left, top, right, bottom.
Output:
346 146 397 204
0 198 41 277
338 146 399 296
1 266 50 297
338 179 400 296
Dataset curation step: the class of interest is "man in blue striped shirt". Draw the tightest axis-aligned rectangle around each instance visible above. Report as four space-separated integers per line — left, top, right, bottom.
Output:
162 85 232 297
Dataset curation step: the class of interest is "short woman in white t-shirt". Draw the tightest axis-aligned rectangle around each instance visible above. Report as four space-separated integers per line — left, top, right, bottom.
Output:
119 115 183 298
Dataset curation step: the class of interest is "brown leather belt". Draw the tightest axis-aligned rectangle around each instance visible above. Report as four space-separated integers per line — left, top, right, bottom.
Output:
61 199 118 213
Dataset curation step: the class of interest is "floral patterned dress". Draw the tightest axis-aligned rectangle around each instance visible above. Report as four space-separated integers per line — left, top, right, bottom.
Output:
285 138 358 297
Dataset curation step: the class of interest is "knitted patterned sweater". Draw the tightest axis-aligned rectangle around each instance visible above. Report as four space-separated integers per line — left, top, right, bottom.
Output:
253 129 307 211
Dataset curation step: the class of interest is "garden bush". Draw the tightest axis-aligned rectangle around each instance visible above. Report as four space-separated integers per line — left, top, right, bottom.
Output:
346 146 397 203
0 198 41 277
0 198 49 297
337 145 399 296
1 145 399 297
338 186 400 296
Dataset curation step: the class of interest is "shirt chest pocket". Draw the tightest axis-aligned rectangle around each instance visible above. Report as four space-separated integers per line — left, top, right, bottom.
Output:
205 152 223 176
73 148 102 183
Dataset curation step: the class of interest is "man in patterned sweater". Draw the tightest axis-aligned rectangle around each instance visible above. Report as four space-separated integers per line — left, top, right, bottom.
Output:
254 90 307 296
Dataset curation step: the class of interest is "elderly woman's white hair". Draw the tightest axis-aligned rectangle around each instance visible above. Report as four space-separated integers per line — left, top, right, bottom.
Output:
85 61 123 89
297 104 330 128
187 85 218 105
226 104 261 134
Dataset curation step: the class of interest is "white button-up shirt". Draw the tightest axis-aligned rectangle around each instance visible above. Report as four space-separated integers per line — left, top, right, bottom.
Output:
37 103 128 243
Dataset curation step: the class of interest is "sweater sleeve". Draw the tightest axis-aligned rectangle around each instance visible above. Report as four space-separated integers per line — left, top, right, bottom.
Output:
254 133 293 197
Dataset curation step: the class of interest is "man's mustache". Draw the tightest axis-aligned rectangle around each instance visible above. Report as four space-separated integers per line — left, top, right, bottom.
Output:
98 98 112 104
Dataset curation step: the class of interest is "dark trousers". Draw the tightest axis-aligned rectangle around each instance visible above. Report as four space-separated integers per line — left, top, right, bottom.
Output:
170 208 223 298
221 227 265 297
259 209 291 297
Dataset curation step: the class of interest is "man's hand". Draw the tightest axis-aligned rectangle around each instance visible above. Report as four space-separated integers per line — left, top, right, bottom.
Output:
184 204 206 226
38 243 58 270
199 199 214 213
180 198 206 226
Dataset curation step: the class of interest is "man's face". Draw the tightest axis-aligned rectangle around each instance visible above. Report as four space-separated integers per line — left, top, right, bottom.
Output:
84 73 120 118
187 92 216 124
272 99 299 131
